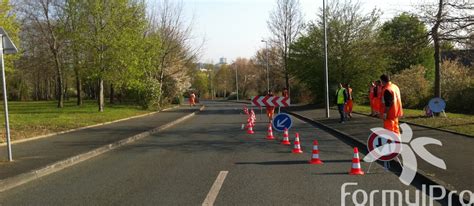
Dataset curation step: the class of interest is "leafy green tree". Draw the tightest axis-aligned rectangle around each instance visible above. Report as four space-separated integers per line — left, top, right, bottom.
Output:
379 13 434 74
0 0 19 72
191 71 209 98
63 0 86 105
76 0 147 111
214 64 233 97
289 1 386 104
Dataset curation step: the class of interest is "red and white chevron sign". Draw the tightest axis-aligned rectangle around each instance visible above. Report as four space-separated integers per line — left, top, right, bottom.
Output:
251 96 291 107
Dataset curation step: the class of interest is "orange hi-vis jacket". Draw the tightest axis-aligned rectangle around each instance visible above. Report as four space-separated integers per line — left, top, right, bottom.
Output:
369 85 374 100
382 82 403 120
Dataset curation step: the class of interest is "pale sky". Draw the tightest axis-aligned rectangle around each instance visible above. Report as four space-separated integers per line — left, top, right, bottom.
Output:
149 0 430 63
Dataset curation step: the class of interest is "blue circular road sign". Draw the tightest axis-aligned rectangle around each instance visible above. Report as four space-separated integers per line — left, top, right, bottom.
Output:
272 113 293 132
428 97 446 113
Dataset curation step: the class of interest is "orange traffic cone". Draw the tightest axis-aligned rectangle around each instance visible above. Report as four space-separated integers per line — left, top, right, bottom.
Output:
349 147 364 175
309 140 323 164
292 133 303 154
281 128 291 145
266 124 275 140
247 123 254 134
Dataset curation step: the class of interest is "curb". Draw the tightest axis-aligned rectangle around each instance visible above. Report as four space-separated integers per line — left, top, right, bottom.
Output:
286 110 464 199
352 111 474 138
228 100 251 105
0 105 204 193
0 105 180 146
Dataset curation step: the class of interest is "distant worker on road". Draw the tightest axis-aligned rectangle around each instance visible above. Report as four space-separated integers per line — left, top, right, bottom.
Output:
266 90 275 122
379 74 403 135
189 91 196 107
344 83 353 119
282 88 289 98
335 83 348 123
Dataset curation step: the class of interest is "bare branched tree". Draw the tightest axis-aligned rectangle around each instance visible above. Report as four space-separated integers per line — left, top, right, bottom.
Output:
15 0 66 108
417 0 474 98
149 0 201 104
267 0 305 95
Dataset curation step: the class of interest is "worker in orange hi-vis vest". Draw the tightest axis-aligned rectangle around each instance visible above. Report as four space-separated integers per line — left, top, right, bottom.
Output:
189 92 196 107
344 83 353 118
379 74 404 135
282 88 289 98
265 90 275 123
369 81 376 116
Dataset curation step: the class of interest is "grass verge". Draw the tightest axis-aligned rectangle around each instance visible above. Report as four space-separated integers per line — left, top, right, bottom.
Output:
0 100 155 143
353 105 474 137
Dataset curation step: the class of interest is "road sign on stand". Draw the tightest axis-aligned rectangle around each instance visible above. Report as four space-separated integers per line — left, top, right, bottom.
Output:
251 96 290 107
272 113 293 132
367 131 401 161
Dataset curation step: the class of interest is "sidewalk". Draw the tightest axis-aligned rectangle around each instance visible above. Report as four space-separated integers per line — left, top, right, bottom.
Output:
286 105 473 192
0 106 200 185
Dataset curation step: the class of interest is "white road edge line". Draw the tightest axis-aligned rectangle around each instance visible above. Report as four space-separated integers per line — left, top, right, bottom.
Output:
202 171 229 206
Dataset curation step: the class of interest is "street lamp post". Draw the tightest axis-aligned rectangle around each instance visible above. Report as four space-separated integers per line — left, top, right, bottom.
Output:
0 27 18 161
234 64 239 101
261 40 270 93
323 0 330 118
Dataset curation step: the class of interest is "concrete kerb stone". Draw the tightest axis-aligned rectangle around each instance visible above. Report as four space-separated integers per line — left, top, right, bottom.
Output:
0 105 180 146
351 111 474 138
285 110 464 199
0 105 205 193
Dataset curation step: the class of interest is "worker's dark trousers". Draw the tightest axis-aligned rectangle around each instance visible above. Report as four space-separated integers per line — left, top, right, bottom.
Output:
337 104 346 122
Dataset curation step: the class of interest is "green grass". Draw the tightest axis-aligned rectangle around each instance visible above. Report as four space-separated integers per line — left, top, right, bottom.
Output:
0 100 154 142
353 105 474 137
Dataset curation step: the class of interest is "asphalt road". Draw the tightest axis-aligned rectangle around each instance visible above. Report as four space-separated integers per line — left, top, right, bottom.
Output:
0 101 443 205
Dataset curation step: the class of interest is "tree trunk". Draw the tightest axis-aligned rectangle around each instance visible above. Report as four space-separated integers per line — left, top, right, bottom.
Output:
53 52 64 108
432 0 443 99
158 67 165 106
433 36 441 98
75 71 82 106
74 53 82 106
64 76 68 101
110 83 114 104
284 60 290 96
98 78 104 112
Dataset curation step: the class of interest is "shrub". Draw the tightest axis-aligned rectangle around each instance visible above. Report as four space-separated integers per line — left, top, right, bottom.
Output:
392 65 431 108
289 83 313 104
441 60 473 113
128 77 161 110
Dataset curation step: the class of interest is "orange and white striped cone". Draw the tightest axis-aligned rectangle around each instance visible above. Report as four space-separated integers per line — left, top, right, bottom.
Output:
247 123 254 134
309 140 323 164
291 132 303 154
266 124 275 140
349 147 365 175
281 128 291 145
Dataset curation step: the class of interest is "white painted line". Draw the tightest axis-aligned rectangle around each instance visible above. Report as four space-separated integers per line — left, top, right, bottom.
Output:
202 171 229 206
